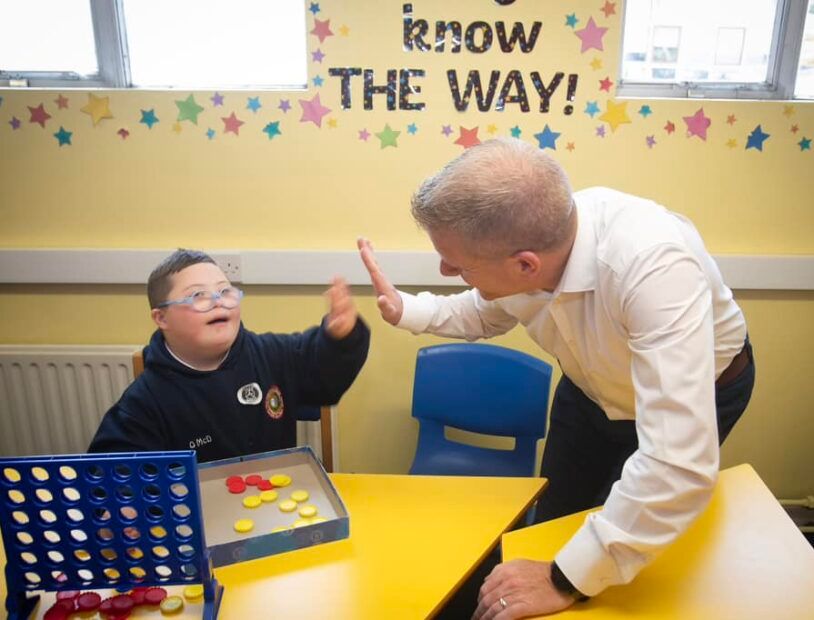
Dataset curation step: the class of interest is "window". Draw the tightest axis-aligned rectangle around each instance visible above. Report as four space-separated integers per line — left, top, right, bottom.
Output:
620 0 812 99
0 0 308 89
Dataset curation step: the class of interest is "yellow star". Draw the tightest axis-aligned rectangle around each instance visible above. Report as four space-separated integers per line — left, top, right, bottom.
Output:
327 118 338 128
172 122 183 134
590 57 603 70
487 124 498 135
783 104 795 117
339 25 350 36
80 93 113 126
726 138 737 149
599 100 631 132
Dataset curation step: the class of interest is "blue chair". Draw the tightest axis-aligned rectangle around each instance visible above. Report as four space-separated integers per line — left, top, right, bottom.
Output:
409 343 552 477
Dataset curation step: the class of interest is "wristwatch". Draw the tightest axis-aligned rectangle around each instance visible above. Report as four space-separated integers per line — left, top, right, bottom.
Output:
550 561 590 602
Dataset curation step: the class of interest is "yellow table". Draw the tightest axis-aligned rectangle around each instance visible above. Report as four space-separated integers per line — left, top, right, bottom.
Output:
502 464 814 619
2 473 545 619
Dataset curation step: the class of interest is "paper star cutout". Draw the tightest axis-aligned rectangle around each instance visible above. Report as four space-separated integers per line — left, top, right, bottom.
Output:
311 18 334 44
575 17 608 53
263 121 281 139
595 125 606 137
140 109 159 129
599 76 613 92
54 95 69 110
313 75 324 87
80 94 113 126
376 124 400 149
327 118 338 128
309 2 320 15
206 128 216 140
600 2 617 18
683 108 711 140
176 95 204 124
9 116 21 130
28 104 51 128
246 97 262 113
172 122 183 134
339 25 350 36
726 114 737 125
359 128 371 141
299 93 331 127
566 142 575 152
783 105 795 118
222 112 245 135
211 92 224 106
565 13 578 28
117 128 129 140
486 124 497 135
664 121 675 134
510 125 522 138
745 125 769 151
590 57 603 70
312 49 325 63
407 123 418 135
441 124 453 137
53 126 72 146
600 100 631 132
646 135 656 148
584 101 600 118
279 99 291 113
798 137 811 151
726 138 737 149
638 105 652 118
454 126 481 149
791 124 799 134
534 125 561 150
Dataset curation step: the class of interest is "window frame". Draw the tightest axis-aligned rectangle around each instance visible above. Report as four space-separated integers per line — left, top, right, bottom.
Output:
617 0 809 100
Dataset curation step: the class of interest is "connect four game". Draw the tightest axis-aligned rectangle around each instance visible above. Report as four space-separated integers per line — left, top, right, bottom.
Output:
0 451 222 619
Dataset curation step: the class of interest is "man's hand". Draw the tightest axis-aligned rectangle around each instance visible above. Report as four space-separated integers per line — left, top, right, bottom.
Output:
325 276 358 340
357 237 403 325
473 560 576 619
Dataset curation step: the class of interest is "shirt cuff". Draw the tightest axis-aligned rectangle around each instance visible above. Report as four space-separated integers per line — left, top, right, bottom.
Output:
396 291 434 334
555 515 625 597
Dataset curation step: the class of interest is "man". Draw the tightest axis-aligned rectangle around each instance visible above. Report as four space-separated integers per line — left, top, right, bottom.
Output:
358 138 754 618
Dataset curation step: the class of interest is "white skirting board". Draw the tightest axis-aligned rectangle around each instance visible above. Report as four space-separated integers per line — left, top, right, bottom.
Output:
0 249 812 290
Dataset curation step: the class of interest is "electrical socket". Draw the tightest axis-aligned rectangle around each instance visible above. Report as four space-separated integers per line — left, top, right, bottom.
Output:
212 253 243 283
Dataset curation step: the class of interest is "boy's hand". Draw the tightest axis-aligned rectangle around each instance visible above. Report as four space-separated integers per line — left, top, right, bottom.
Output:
357 237 403 325
325 276 358 340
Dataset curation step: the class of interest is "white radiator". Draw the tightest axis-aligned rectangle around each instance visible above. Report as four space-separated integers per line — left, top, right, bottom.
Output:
0 345 333 466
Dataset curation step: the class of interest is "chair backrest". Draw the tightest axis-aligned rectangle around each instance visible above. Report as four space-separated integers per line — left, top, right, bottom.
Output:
409 343 552 477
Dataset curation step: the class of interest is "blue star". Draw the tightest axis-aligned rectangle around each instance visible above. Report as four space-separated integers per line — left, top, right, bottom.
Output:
263 121 281 139
140 109 159 129
584 101 600 118
407 123 418 135
312 75 324 87
206 128 216 140
510 125 522 138
565 13 578 28
745 125 770 151
53 126 72 146
799 137 811 151
246 97 262 113
534 125 560 150
639 105 652 118
309 2 320 15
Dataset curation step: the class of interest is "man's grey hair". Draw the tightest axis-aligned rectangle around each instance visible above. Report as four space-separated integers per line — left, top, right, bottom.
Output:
411 138 574 257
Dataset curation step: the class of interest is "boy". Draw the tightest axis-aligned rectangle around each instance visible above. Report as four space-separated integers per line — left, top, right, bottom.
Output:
89 249 370 463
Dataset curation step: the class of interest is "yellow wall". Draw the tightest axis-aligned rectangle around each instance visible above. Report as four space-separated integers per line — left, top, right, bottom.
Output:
1 1 812 496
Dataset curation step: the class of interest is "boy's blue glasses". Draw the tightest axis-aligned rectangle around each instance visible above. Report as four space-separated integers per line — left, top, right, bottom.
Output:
156 287 244 312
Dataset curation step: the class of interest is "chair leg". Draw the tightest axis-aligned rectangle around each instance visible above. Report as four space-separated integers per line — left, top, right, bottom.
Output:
320 406 333 473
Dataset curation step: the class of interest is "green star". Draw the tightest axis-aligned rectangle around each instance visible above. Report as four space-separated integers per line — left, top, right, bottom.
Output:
175 94 205 125
375 124 400 149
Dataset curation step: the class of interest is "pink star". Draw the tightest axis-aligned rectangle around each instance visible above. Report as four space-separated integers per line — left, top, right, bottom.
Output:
574 17 608 53
298 93 331 127
28 103 51 128
311 18 334 44
454 126 481 149
599 76 613 92
726 114 736 125
117 128 130 140
664 121 675 134
222 112 245 135
54 95 69 110
600 2 616 18
358 128 370 141
683 108 711 141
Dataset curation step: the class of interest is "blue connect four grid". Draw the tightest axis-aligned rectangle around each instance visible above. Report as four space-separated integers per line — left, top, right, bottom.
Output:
0 451 222 619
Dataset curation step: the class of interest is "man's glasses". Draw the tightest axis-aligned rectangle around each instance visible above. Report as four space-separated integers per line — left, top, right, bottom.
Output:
156 287 244 312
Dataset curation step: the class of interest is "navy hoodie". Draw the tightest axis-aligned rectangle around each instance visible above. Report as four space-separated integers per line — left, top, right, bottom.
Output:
88 318 369 463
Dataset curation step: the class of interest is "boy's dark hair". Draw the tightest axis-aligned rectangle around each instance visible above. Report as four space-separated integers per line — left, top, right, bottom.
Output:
147 249 216 309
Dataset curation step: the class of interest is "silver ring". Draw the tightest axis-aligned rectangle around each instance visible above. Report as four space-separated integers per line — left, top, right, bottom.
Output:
499 596 508 609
